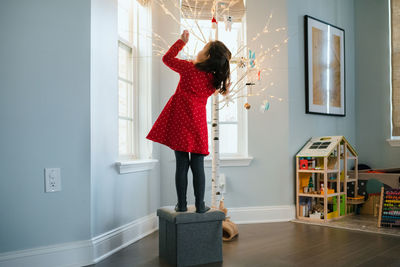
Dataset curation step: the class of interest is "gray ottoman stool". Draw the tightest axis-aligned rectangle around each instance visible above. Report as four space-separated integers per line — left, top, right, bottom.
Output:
157 206 225 267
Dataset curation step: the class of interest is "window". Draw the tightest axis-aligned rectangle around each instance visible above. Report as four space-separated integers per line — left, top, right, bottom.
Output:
117 0 154 160
118 0 136 158
180 18 248 157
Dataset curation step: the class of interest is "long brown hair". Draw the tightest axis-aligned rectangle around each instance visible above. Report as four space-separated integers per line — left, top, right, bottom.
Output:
194 41 231 95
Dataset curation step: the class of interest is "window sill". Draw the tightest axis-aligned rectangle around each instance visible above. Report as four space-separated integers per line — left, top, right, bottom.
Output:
204 156 254 167
116 159 158 174
386 138 400 147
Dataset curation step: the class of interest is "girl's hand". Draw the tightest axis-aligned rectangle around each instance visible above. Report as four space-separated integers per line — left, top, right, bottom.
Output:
181 30 189 43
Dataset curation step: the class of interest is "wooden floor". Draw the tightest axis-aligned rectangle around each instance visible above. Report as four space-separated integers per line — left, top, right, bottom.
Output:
87 222 400 267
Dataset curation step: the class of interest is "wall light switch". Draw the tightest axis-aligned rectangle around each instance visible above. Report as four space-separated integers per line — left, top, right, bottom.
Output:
44 168 61 192
219 173 226 194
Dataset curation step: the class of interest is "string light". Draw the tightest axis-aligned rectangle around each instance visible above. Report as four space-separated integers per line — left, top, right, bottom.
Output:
147 0 289 110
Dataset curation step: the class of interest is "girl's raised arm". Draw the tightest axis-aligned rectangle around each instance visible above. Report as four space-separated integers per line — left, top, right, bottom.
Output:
162 31 191 73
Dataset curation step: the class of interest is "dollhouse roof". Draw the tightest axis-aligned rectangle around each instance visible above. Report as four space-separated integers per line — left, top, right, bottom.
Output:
296 136 357 158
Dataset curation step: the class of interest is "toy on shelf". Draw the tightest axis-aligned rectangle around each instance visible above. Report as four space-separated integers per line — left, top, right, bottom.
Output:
300 159 308 170
296 136 361 222
360 193 382 216
308 177 314 188
320 187 334 195
347 196 365 205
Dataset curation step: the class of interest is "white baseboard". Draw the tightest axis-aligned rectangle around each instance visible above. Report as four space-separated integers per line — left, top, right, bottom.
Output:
0 239 94 267
0 205 294 267
227 205 296 224
91 212 158 263
0 213 158 267
164 204 296 224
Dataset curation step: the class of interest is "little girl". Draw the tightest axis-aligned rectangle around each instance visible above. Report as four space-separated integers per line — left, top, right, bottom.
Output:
146 30 231 213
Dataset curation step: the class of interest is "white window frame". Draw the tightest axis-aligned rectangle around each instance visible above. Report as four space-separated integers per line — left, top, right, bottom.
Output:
178 18 251 164
116 0 158 173
206 15 252 166
118 40 138 159
118 0 137 160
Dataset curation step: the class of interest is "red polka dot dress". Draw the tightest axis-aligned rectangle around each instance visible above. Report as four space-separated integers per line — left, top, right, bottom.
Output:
146 39 216 156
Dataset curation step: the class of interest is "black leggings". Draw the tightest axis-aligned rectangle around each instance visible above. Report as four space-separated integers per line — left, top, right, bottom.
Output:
174 150 206 208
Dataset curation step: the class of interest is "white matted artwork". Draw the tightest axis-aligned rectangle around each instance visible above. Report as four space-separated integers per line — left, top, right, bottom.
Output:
304 15 345 116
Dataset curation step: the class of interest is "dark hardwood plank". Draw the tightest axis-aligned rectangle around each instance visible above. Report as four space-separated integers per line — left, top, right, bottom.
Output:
86 222 400 267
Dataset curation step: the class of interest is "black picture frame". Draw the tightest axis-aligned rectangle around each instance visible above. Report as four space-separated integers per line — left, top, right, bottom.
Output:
304 15 346 116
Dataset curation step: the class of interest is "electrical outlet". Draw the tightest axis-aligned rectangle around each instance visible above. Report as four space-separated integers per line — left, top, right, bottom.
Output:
44 168 61 192
219 173 226 194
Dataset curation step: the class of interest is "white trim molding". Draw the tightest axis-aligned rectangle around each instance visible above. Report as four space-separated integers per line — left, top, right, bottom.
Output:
0 240 94 267
91 212 158 263
204 156 254 167
386 138 400 147
0 213 158 267
227 205 296 224
116 159 158 174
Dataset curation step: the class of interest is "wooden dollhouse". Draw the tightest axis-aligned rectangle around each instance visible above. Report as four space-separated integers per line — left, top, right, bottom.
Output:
296 136 363 222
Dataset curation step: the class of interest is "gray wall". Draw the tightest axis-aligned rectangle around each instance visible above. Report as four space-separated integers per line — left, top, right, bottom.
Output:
0 0 162 253
287 0 357 167
90 0 161 237
355 0 400 167
0 0 91 253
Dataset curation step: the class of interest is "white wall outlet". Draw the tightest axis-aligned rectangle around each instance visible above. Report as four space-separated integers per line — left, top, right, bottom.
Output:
219 173 226 194
44 168 61 192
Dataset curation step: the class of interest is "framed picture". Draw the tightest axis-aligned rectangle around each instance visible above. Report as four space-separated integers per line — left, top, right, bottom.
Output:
304 15 345 116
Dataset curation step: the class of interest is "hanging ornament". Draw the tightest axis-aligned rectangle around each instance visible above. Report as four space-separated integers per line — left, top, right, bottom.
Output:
211 17 218 29
244 102 251 110
223 94 234 107
225 16 233 32
249 50 256 68
259 99 270 113
238 57 246 68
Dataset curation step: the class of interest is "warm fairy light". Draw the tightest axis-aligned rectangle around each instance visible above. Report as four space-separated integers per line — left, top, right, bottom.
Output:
150 0 288 110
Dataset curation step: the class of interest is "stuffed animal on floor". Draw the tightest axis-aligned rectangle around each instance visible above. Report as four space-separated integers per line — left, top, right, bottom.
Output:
219 201 239 241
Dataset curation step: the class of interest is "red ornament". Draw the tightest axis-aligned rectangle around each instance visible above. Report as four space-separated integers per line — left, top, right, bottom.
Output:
211 17 218 29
